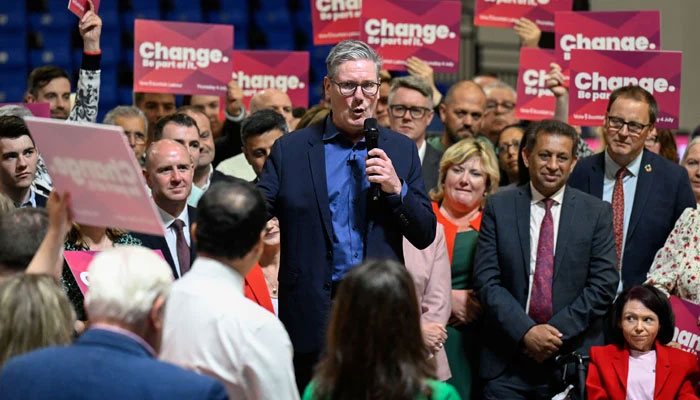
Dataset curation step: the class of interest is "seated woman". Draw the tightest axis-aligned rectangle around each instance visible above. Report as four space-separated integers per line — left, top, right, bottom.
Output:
645 137 700 303
586 285 700 400
303 260 460 400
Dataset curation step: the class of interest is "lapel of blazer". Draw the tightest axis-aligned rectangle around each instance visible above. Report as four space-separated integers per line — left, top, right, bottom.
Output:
307 124 333 242
654 342 672 398
187 206 197 261
589 152 605 199
612 345 630 390
553 187 575 282
626 150 654 243
516 185 531 277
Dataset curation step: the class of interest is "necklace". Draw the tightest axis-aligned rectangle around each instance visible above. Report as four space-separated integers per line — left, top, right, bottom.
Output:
261 266 279 297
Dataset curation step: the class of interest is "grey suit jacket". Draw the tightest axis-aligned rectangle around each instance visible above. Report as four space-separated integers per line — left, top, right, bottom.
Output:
473 184 618 379
422 142 443 194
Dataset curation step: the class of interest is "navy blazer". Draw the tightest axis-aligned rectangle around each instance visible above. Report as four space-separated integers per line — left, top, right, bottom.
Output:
34 193 48 208
422 141 443 193
257 117 436 353
568 150 696 287
473 185 619 380
0 329 228 400
131 205 197 279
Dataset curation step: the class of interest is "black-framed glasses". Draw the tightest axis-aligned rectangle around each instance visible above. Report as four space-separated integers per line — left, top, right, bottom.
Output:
124 131 147 144
330 79 381 96
497 140 521 155
485 101 516 112
606 116 651 136
389 105 431 119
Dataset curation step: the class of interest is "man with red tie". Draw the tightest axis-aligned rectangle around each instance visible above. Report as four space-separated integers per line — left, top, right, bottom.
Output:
473 120 618 399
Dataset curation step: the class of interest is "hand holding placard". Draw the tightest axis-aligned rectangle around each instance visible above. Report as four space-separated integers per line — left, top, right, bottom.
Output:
68 0 101 19
79 2 102 53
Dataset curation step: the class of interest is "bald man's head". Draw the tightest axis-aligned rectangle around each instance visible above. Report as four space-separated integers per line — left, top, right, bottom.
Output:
249 89 293 129
144 139 193 214
439 81 487 146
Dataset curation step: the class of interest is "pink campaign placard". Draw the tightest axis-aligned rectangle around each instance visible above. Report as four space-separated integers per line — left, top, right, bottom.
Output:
0 103 51 118
515 48 556 120
311 0 361 45
568 49 682 129
670 296 700 356
232 50 310 108
65 250 167 295
23 117 166 236
134 20 233 96
67 0 100 18
554 11 661 65
474 0 572 32
360 0 461 73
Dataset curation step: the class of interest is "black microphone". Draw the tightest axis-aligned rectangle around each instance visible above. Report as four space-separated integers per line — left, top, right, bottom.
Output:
364 118 381 201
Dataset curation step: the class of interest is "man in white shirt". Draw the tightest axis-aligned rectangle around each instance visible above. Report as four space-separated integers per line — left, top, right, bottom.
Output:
387 76 442 193
132 139 197 279
161 179 299 399
473 119 618 399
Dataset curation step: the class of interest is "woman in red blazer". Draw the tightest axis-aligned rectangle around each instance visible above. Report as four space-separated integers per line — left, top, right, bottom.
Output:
586 285 700 400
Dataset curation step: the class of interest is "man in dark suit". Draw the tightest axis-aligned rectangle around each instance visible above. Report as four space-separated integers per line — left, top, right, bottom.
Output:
132 139 197 279
473 120 618 399
568 86 696 288
0 115 47 208
0 246 228 400
388 75 443 193
257 40 436 391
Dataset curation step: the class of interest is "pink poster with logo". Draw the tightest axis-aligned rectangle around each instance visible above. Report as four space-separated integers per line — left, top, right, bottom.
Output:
68 0 100 18
65 250 167 295
568 49 682 129
670 296 700 356
554 11 661 65
23 117 166 236
232 50 309 108
474 0 572 32
133 20 233 96
311 0 361 45
0 103 50 118
360 0 461 73
515 48 556 120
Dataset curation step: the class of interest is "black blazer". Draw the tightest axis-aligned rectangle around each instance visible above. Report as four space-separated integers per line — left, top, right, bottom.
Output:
422 142 443 194
257 117 437 353
568 150 696 287
35 193 48 208
473 184 619 379
131 206 197 279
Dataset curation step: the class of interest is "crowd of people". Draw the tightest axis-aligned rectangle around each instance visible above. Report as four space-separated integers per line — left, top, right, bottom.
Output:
1 6 700 400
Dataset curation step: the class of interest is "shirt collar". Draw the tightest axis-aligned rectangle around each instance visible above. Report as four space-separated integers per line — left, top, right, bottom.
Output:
321 114 367 147
529 182 566 205
191 256 245 295
89 323 157 358
199 164 215 192
18 188 36 208
604 148 644 179
418 140 427 164
158 204 189 229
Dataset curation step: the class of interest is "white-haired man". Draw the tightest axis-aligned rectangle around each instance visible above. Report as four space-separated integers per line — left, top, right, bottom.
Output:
0 247 228 400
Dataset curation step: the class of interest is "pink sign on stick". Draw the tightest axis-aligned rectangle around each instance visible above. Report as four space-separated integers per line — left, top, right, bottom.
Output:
360 0 461 73
65 250 168 295
133 19 233 96
311 0 361 45
68 0 101 18
474 0 572 32
0 103 51 118
232 50 310 108
670 296 700 356
23 117 166 236
554 11 661 65
515 48 556 121
568 49 682 129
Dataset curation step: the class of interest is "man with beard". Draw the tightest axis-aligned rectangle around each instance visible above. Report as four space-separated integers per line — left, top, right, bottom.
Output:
480 81 519 146
428 81 486 152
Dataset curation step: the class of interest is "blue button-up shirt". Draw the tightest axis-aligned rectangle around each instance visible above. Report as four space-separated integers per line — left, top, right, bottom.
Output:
323 120 370 281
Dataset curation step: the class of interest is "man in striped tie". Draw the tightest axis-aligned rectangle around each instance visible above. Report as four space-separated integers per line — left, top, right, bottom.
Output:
473 120 618 400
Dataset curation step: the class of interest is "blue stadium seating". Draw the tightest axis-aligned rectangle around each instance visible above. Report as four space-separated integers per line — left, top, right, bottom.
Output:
0 4 26 32
254 9 291 28
28 12 73 32
0 75 26 103
164 9 204 22
264 30 294 50
118 87 134 105
235 29 249 49
30 49 72 73
0 33 27 69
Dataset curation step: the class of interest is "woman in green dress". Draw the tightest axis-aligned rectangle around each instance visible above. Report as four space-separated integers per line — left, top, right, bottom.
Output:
429 138 500 399
62 224 142 321
303 259 461 400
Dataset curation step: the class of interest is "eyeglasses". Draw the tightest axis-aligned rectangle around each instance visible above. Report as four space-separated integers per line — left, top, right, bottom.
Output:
485 101 516 112
124 131 147 144
330 79 381 97
389 105 431 119
606 116 651 136
497 140 521 155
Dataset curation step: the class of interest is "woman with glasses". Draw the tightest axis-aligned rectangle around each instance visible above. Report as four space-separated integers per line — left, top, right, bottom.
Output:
644 128 679 164
429 138 500 399
496 124 524 189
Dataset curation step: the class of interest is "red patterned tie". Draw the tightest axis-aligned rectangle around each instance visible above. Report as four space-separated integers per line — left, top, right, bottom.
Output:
171 219 191 276
529 198 555 324
612 168 627 269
